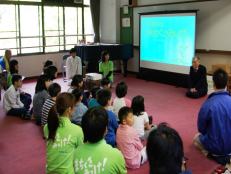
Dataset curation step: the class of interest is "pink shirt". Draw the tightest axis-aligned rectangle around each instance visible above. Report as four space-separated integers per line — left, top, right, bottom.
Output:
116 124 143 169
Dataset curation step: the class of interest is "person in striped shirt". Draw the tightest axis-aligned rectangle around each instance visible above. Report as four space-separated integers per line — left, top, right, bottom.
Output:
41 83 61 126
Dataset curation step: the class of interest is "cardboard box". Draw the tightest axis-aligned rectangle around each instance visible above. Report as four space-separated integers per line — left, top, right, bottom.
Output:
85 79 101 91
207 75 214 95
211 64 231 74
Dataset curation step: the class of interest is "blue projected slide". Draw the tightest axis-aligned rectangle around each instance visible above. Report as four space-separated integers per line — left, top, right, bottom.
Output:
140 14 196 67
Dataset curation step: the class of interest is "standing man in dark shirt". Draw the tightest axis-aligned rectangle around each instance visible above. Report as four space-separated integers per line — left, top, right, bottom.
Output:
186 56 208 98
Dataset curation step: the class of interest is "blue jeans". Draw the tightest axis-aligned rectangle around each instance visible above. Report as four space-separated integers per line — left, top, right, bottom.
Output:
7 107 27 118
20 93 32 110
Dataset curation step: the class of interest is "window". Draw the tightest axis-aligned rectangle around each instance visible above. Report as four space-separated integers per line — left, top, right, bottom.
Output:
0 1 93 55
20 5 42 53
8 0 41 2
65 7 83 50
44 6 64 52
84 7 94 43
0 5 19 55
84 0 90 5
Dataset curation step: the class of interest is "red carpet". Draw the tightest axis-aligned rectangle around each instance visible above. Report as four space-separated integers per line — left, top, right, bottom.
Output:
0 74 216 174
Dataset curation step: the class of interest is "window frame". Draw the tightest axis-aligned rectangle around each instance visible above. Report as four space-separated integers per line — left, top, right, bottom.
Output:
0 0 93 56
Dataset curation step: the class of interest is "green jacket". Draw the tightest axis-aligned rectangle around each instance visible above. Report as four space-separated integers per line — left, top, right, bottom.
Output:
44 117 84 174
74 140 127 174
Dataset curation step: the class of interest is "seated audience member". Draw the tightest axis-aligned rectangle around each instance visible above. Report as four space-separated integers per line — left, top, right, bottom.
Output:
43 65 58 81
97 89 118 147
186 56 208 98
73 107 127 174
194 69 231 165
99 50 114 83
0 49 12 90
7 59 32 109
67 75 84 93
33 74 51 125
131 95 153 140
41 83 61 126
100 77 111 89
113 82 131 116
7 59 19 87
1 49 12 72
116 107 147 169
67 74 88 107
71 88 88 125
44 92 83 174
3 74 30 119
147 123 191 174
66 48 82 81
43 60 53 69
88 86 100 108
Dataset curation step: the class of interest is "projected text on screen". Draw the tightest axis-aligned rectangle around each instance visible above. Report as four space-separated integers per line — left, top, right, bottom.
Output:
140 14 196 69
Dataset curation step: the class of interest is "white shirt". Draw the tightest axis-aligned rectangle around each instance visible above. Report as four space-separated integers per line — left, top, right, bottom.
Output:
132 112 149 137
67 86 74 93
66 56 82 80
113 97 126 116
3 85 24 112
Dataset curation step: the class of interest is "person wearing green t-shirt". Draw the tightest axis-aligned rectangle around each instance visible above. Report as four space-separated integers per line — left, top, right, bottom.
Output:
44 92 84 174
73 107 127 174
99 50 114 82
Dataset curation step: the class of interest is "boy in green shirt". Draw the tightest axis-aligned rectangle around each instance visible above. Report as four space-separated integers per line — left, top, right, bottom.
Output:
99 50 114 82
74 107 127 174
44 92 83 174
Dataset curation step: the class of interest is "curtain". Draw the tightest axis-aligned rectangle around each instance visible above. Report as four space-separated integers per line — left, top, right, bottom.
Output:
90 0 100 43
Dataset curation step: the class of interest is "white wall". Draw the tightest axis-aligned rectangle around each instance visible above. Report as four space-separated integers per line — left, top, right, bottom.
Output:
198 53 231 72
13 52 67 77
133 0 231 51
100 0 120 43
137 0 194 6
127 49 231 73
120 0 129 6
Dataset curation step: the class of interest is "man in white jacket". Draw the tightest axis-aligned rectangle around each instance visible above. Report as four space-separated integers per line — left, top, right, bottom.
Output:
3 74 30 119
66 48 82 80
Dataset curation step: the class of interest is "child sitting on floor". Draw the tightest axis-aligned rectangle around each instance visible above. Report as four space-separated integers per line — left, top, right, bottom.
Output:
88 86 100 108
101 77 111 89
116 106 147 169
33 74 51 125
7 59 32 111
73 107 127 174
147 123 191 174
44 92 83 174
113 81 131 117
97 89 118 147
71 88 88 125
131 95 153 140
67 75 83 93
41 83 61 126
67 74 88 107
43 65 58 81
3 74 31 119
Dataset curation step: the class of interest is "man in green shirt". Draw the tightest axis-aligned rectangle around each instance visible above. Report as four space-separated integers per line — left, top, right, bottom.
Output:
74 107 127 174
44 116 83 174
99 51 114 82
